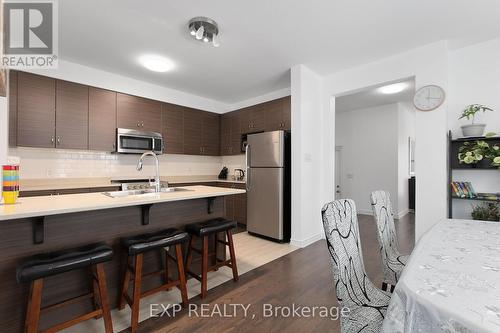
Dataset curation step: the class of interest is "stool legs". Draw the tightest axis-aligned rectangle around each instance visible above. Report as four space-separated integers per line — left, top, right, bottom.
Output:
119 247 188 333
95 263 114 333
175 244 189 306
227 230 239 282
24 265 113 333
131 253 144 333
25 278 43 333
201 236 209 299
186 230 239 299
117 256 131 310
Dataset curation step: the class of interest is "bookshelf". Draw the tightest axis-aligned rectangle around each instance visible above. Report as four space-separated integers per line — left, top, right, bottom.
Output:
447 131 500 218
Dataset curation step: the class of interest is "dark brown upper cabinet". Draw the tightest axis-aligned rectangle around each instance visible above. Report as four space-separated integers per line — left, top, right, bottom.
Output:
220 111 242 155
240 104 265 134
183 107 203 155
183 108 221 156
201 111 220 156
89 87 116 151
117 93 162 133
264 96 291 131
17 72 56 148
55 80 89 149
162 103 184 154
8 71 17 147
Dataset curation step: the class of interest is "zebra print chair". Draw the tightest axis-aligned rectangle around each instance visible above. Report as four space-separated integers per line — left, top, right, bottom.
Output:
322 199 391 333
370 190 409 292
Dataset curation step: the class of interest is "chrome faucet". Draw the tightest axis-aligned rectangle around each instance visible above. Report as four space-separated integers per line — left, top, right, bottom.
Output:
136 151 161 193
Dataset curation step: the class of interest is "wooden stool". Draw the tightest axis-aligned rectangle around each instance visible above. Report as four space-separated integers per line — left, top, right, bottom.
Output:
185 218 239 299
118 228 189 333
16 243 114 333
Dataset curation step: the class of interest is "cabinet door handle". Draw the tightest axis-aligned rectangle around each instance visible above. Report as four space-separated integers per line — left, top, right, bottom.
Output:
141 121 144 127
137 122 140 127
51 136 54 143
57 136 61 145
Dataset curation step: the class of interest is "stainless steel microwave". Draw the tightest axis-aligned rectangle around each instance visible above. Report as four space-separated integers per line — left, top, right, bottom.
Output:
116 128 163 154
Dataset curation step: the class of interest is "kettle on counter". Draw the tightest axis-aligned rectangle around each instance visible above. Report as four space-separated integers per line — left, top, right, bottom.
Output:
234 169 245 181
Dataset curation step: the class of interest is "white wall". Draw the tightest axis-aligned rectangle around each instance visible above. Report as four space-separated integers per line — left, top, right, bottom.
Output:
448 38 500 219
26 60 229 113
228 87 291 111
397 102 416 217
322 41 449 240
335 103 399 215
290 65 325 247
448 38 500 137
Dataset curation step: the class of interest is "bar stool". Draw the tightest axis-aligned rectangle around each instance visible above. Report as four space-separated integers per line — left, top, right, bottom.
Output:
185 218 239 299
16 243 114 333
118 228 189 333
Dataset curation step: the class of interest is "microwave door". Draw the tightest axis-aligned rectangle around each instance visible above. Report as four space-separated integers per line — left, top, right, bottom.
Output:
119 135 153 153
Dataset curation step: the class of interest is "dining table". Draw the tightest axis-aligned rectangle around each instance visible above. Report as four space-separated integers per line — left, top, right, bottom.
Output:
382 218 500 333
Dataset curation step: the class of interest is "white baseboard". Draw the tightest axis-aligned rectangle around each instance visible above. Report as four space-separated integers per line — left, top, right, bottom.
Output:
357 209 373 216
395 209 410 220
290 233 325 248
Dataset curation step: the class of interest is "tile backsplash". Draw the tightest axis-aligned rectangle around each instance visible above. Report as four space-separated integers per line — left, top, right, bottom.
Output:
9 147 246 179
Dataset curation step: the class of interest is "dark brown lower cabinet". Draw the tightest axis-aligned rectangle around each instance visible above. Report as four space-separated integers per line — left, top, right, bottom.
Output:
19 186 120 197
216 182 246 225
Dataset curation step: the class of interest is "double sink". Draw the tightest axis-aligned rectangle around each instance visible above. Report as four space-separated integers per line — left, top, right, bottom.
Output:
102 187 190 198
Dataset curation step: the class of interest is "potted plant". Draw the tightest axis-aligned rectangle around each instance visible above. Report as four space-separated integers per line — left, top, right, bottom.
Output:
459 104 493 137
458 140 487 166
471 202 499 222
458 138 500 168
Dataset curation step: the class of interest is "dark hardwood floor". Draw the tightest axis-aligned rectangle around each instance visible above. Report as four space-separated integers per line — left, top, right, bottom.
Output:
129 214 415 333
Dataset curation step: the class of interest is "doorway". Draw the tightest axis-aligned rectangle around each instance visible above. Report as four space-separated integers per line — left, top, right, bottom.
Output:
334 78 416 219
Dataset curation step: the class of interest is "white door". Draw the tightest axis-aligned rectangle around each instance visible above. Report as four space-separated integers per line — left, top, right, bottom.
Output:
335 147 342 199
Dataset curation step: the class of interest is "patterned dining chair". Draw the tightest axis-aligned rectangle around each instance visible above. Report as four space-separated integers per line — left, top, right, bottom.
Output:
322 199 391 333
370 190 409 292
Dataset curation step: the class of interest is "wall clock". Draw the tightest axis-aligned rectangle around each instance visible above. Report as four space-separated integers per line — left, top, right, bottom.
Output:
413 85 445 111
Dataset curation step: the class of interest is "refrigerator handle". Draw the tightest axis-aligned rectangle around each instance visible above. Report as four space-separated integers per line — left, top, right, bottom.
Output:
245 144 250 191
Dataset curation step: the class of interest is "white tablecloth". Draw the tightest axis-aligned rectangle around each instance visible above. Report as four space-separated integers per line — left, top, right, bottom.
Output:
383 219 500 333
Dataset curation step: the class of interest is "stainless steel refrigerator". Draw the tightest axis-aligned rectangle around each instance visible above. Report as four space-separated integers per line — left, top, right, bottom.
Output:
246 130 291 242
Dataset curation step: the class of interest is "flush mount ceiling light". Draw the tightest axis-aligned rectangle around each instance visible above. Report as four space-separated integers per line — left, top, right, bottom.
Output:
188 17 220 47
378 82 408 94
138 54 175 72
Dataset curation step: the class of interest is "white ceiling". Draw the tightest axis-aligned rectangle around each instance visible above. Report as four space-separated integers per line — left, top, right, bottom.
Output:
335 78 415 113
59 0 500 104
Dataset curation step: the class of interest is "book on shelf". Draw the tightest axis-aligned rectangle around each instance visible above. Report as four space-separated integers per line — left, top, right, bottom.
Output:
451 181 477 198
476 193 500 201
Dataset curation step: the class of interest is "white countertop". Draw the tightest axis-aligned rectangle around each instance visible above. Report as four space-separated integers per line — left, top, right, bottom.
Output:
0 185 245 221
19 176 245 191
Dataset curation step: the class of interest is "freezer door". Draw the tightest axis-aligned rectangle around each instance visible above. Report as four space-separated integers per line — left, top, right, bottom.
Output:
247 167 283 239
247 131 284 167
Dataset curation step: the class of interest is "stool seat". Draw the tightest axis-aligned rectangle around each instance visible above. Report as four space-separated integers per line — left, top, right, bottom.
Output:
121 228 189 255
17 243 113 283
185 218 237 236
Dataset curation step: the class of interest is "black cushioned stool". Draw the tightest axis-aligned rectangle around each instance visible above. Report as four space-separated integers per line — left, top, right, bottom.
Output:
118 228 189 333
16 243 114 333
185 218 239 299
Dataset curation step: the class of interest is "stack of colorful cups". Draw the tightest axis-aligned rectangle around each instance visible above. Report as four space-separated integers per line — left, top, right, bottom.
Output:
2 165 19 204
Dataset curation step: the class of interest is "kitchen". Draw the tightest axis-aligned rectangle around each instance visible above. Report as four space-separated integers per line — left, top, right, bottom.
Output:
1 63 293 332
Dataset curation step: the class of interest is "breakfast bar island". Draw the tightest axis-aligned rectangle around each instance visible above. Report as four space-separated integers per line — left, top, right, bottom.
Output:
0 185 245 332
